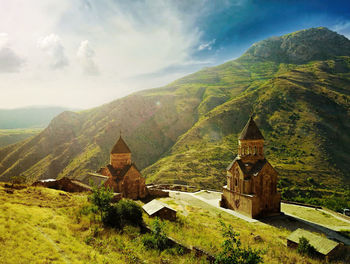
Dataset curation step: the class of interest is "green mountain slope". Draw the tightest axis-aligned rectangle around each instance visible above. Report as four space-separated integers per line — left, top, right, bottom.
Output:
144 58 350 189
0 27 349 196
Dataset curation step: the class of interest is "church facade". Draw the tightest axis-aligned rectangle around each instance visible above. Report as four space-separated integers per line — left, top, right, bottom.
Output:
220 117 280 218
96 135 147 199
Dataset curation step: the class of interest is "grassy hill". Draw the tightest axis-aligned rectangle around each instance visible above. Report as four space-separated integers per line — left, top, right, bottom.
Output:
0 27 349 203
2 183 348 263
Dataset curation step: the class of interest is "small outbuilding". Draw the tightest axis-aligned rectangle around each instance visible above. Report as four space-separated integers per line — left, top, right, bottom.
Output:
142 199 177 221
32 177 91 192
287 229 344 261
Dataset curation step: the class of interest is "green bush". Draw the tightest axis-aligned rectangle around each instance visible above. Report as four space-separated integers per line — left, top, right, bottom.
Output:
142 218 171 251
103 199 143 229
297 237 317 257
89 184 114 219
215 220 264 264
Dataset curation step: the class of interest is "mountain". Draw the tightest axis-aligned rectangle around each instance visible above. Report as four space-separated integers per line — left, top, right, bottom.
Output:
0 27 349 197
0 106 70 129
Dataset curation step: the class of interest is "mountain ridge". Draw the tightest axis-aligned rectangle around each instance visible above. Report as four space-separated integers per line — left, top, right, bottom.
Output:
0 27 349 198
0 106 71 129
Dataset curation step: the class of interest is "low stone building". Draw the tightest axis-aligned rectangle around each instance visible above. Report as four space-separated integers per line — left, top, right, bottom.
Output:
220 116 281 218
84 135 147 200
33 177 91 192
287 229 345 261
143 199 177 221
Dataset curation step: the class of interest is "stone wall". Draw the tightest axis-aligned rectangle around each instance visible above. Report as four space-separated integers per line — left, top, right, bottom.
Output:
122 166 147 199
110 153 131 168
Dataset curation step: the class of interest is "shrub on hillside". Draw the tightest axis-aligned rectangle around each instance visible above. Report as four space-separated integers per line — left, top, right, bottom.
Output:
215 220 264 264
89 184 114 219
297 237 317 257
103 199 143 229
89 184 143 229
142 218 171 251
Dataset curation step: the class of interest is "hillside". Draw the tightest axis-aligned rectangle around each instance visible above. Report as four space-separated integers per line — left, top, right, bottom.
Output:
2 183 348 263
0 27 349 198
0 107 69 129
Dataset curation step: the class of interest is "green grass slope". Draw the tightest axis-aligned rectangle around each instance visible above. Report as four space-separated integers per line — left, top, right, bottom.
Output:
0 183 209 264
144 57 350 191
0 27 349 201
2 183 348 263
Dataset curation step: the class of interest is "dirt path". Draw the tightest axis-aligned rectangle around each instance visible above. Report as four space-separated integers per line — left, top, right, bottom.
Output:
319 209 350 225
28 224 71 264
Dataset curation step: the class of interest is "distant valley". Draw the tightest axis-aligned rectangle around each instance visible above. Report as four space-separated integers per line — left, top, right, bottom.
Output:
0 106 70 129
0 107 70 148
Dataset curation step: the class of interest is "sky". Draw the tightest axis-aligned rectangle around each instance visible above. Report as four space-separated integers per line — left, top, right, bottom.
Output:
0 0 350 109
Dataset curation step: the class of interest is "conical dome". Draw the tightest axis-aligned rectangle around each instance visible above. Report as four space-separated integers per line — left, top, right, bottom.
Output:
111 136 131 154
239 117 264 140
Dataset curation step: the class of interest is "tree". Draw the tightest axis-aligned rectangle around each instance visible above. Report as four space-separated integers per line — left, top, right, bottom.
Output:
215 220 264 264
89 184 114 220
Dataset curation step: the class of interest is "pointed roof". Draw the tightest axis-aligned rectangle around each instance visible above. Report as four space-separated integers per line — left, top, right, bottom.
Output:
227 156 268 177
111 136 131 154
239 116 264 140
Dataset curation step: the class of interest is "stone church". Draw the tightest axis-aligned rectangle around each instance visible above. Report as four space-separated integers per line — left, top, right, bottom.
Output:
96 135 147 199
220 116 280 218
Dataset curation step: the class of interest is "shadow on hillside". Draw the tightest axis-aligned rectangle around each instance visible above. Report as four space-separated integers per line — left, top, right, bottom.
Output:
260 213 350 246
260 213 320 233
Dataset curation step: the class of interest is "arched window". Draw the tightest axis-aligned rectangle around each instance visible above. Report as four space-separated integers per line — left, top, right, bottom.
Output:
254 146 257 155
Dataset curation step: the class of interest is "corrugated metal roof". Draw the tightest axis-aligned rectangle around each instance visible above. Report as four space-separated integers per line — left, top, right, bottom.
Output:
287 228 339 255
142 199 176 216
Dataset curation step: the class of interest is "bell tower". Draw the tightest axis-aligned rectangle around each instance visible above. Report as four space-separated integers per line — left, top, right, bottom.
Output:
110 135 132 169
237 116 265 162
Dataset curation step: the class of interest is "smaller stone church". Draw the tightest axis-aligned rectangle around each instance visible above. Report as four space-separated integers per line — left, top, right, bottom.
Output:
91 135 147 200
220 116 281 218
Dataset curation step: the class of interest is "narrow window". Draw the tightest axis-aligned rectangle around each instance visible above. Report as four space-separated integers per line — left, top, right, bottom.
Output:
235 178 238 186
254 146 257 155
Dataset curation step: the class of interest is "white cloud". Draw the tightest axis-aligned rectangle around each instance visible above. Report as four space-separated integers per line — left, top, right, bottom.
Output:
198 39 216 51
77 40 99 75
0 1 209 108
332 21 350 39
0 33 23 73
37 34 68 69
